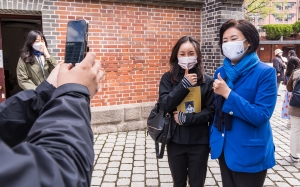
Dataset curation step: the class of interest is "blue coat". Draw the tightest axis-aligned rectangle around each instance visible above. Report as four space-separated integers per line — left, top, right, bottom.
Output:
210 62 277 173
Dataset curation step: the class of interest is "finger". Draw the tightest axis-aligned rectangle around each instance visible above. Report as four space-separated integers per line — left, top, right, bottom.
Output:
79 52 96 67
59 63 72 74
92 59 101 73
173 111 178 114
217 73 224 81
97 70 105 82
185 68 188 76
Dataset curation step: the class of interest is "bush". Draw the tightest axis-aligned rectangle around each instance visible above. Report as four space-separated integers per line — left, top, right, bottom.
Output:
261 24 293 40
292 21 300 34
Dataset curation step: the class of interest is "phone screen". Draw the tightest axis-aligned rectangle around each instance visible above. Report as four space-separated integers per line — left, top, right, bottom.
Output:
65 20 88 65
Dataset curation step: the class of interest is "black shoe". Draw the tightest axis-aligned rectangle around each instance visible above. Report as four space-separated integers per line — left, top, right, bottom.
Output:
290 154 299 162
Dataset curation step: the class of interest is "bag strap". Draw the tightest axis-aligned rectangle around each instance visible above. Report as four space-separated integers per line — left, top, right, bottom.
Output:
155 142 166 159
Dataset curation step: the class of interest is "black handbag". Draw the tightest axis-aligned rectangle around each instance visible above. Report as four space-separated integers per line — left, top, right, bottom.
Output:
147 102 172 159
289 76 300 108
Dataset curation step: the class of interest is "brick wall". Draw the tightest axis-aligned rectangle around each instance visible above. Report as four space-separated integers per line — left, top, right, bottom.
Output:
201 0 244 75
0 0 246 108
51 0 201 107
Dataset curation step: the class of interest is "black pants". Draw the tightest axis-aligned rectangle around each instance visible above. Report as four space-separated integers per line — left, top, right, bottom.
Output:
218 152 267 187
167 142 209 187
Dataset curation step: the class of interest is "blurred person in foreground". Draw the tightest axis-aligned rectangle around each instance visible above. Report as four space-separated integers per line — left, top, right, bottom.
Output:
0 52 104 187
210 19 277 187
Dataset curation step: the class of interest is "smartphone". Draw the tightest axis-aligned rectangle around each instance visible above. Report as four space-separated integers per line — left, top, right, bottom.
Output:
64 19 89 65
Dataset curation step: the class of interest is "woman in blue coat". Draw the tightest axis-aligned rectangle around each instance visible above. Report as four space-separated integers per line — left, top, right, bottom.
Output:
210 19 277 187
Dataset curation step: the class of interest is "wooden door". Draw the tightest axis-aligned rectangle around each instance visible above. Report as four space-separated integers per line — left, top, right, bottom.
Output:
0 19 6 102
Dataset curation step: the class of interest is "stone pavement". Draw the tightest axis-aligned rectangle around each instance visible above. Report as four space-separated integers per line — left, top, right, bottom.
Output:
91 84 300 187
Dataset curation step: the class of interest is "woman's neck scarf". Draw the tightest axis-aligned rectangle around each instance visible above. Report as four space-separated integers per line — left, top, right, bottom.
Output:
33 49 44 57
213 52 259 132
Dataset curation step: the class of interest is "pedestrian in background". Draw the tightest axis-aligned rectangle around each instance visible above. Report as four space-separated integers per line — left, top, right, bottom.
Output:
159 36 214 187
17 30 57 90
273 48 286 95
287 50 297 60
286 57 300 162
282 57 300 128
210 19 277 187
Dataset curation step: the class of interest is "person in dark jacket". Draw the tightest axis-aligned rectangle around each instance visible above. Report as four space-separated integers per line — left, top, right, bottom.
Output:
159 36 214 187
0 52 103 187
273 48 285 94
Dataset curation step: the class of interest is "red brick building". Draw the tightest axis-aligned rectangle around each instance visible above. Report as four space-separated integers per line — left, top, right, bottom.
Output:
0 0 244 132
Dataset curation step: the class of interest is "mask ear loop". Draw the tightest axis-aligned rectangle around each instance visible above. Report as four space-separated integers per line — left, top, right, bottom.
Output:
243 39 249 52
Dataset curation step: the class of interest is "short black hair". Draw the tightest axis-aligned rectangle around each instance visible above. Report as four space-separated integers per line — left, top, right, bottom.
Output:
288 50 297 57
219 19 259 55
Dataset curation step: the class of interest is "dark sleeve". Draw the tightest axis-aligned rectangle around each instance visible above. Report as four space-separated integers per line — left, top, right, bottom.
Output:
158 72 190 113
287 73 294 92
0 81 55 147
0 83 94 187
273 58 281 73
184 75 215 126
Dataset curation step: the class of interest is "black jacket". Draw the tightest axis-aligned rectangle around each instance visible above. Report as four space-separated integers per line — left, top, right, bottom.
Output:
0 81 94 187
159 69 215 144
273 56 285 82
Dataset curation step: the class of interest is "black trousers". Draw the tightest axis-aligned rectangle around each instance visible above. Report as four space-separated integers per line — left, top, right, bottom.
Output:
167 142 209 187
218 152 267 187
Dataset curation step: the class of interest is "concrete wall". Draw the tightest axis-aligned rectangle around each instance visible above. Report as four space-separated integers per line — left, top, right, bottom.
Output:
91 102 154 134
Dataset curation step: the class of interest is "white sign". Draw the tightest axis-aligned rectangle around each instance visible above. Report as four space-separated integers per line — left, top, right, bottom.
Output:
260 48 264 50
0 50 3 68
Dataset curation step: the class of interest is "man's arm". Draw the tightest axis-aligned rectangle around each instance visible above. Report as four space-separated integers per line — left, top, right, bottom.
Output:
0 81 55 147
0 84 94 187
0 52 102 187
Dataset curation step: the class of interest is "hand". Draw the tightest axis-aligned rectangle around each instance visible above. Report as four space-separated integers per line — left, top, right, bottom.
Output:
184 68 197 86
41 43 50 58
46 62 63 87
57 52 104 97
173 111 180 124
213 73 231 99
277 73 281 76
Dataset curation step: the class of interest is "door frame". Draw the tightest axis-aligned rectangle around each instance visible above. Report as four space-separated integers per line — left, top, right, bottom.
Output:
0 14 42 101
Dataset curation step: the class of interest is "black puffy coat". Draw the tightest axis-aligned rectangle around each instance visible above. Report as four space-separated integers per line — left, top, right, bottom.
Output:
158 68 215 144
0 81 94 187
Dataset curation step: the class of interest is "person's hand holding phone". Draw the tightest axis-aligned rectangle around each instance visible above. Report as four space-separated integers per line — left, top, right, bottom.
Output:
57 52 103 97
46 62 63 87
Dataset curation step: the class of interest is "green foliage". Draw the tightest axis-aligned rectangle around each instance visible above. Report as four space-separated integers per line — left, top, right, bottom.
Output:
244 0 275 18
261 24 293 40
292 21 300 34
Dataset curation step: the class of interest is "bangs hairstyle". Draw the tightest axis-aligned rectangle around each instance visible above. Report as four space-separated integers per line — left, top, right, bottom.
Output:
20 30 48 64
169 36 204 85
219 19 259 55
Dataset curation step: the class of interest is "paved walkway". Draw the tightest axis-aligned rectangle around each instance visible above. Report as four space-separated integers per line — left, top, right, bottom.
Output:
91 84 300 187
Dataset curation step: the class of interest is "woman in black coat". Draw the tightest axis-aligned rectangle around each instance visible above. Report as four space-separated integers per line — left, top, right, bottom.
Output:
158 36 214 187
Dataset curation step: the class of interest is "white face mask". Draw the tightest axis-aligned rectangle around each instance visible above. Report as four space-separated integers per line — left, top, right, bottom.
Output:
178 56 198 69
222 39 247 61
32 42 42 51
